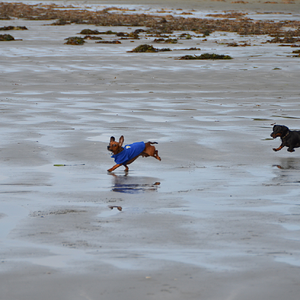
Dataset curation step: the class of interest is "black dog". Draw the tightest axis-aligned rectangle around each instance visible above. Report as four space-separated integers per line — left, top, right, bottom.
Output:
271 125 300 152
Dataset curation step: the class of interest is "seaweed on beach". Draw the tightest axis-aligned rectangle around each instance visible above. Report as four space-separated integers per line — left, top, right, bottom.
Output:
178 53 233 60
206 12 248 19
1 2 300 38
79 29 101 35
174 47 201 51
64 36 85 45
146 33 171 38
291 49 300 57
231 1 249 4
134 29 146 34
226 42 251 47
130 44 157 52
179 33 192 39
266 36 300 44
153 38 178 44
198 30 211 37
98 30 117 35
0 25 27 30
0 34 14 41
83 35 102 40
51 19 71 25
116 32 139 39
128 44 171 53
96 40 121 44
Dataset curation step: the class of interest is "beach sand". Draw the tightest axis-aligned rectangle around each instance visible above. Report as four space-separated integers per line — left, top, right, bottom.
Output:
1 1 300 299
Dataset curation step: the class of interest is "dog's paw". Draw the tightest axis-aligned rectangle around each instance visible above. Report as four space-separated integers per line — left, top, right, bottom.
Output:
273 148 278 152
288 149 295 152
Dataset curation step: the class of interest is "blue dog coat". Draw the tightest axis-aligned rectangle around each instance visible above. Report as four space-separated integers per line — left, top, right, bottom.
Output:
112 142 145 165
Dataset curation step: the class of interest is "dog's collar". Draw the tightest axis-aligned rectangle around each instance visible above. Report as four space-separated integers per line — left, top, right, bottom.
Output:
282 131 290 139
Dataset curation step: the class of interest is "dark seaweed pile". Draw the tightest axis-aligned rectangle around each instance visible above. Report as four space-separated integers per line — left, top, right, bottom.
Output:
0 33 14 41
0 25 27 30
178 53 233 60
64 36 85 45
128 44 171 52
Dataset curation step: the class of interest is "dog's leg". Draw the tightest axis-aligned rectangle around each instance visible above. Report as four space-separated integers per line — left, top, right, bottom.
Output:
273 145 284 152
154 149 161 161
287 148 295 152
143 143 161 161
108 163 122 172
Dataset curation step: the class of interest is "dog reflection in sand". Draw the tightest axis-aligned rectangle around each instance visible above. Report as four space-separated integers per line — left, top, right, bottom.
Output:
107 135 161 172
109 173 161 194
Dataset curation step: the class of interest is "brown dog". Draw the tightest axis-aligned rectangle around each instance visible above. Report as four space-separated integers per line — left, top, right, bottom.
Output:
107 136 161 172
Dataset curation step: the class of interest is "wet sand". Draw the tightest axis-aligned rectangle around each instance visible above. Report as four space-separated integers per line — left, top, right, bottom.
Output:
1 1 300 299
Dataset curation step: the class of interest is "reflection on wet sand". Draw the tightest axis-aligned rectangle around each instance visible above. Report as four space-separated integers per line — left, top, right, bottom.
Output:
109 173 160 194
108 205 123 211
272 157 300 184
274 157 300 170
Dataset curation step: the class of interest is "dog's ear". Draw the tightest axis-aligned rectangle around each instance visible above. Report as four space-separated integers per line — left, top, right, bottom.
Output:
119 135 124 146
110 136 115 142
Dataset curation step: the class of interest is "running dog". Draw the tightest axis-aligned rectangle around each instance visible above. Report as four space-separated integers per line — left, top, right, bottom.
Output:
107 136 161 172
271 125 300 152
